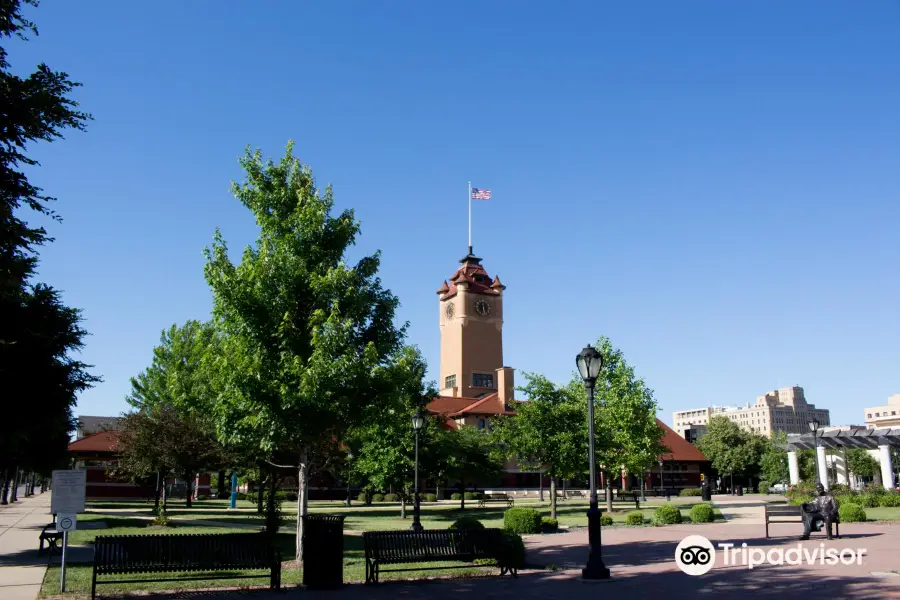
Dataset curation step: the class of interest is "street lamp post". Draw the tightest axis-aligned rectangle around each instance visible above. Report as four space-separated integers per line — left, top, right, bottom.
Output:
346 452 353 507
808 419 821 487
410 412 425 532
659 460 664 494
576 345 611 580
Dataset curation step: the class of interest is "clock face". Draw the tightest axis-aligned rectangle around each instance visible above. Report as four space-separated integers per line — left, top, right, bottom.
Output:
445 302 455 318
475 299 491 316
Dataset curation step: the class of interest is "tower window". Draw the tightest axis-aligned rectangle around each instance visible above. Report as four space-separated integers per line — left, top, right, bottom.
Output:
444 374 456 389
472 373 494 388
478 418 486 429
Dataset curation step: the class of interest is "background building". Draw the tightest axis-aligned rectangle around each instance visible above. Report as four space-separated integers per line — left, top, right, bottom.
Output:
865 394 900 428
673 386 830 438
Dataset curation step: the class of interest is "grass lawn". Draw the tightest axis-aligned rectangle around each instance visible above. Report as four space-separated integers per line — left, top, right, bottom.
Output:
862 507 900 521
44 496 721 596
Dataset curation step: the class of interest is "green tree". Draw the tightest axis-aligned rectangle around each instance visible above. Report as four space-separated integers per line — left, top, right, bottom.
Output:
569 337 666 512
759 431 789 484
204 144 412 562
492 373 585 519
846 448 878 482
697 416 753 488
444 426 504 509
0 0 97 500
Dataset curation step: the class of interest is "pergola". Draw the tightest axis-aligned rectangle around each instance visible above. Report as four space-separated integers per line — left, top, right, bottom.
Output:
783 426 900 490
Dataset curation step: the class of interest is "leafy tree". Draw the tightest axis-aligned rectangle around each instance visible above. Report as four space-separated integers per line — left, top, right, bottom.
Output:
846 448 878 482
0 0 97 500
117 405 226 507
204 144 413 562
697 416 752 488
759 431 789 484
443 426 503 509
492 373 585 519
568 337 666 512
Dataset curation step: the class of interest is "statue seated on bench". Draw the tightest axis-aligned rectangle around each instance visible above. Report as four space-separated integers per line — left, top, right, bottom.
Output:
800 483 839 540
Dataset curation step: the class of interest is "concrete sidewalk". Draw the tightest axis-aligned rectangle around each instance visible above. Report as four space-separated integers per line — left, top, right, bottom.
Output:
0 491 53 600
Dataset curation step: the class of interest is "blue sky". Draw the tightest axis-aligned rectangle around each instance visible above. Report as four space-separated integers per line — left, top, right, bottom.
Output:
11 1 899 427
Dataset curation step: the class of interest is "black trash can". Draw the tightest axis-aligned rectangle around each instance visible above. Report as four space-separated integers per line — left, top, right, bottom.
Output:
736 485 743 497
701 483 711 502
302 514 346 589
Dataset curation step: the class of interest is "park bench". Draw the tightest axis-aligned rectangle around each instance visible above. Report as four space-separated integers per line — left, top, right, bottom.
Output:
567 490 586 500
764 504 840 539
477 493 514 508
38 522 62 555
363 528 518 584
91 533 280 599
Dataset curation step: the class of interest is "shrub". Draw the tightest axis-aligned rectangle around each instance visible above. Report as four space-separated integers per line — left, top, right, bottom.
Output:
541 517 559 532
371 493 384 503
283 492 298 502
758 481 770 494
786 481 816 506
503 507 542 534
690 503 715 523
839 503 867 523
857 493 881 508
197 494 208 501
829 483 851 494
451 493 462 501
450 516 485 531
383 493 399 503
424 493 437 502
357 492 368 502
625 511 644 526
878 492 900 507
263 490 283 536
679 488 702 497
150 506 172 527
654 503 683 525
464 491 484 501
599 514 614 526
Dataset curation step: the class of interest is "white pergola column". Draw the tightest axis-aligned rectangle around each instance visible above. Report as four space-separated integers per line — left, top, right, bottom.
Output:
879 444 895 489
816 446 829 490
788 451 800 485
835 448 849 486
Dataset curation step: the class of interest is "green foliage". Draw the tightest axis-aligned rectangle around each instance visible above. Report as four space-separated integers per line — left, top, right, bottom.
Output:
263 489 282 536
503 508 542 534
423 493 437 502
697 417 766 479
839 503 867 523
679 488 702 497
451 493 462 501
150 506 172 527
541 517 559 531
878 492 900 507
383 493 399 502
356 492 368 503
496 532 526 568
464 492 481 501
625 511 644 526
653 504 683 525
1 0 97 479
449 516 485 531
371 493 384 503
758 481 771 494
856 493 881 508
759 431 789 484
847 448 879 478
599 514 614 526
786 480 816 505
689 503 715 523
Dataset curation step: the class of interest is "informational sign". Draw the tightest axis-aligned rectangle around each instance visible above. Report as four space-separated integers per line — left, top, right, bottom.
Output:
57 513 77 532
51 470 86 514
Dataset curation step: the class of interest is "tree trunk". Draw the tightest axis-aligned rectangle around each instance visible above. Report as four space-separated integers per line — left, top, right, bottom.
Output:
296 448 310 564
257 475 265 514
539 471 544 502
154 472 162 513
605 479 613 513
640 477 646 502
550 476 557 520
459 483 465 510
217 470 227 499
185 475 192 508
436 482 442 501
400 496 407 519
0 471 8 505
10 467 19 502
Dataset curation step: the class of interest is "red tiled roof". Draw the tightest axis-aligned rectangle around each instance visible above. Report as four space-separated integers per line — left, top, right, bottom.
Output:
427 396 485 415
440 257 501 301
68 430 120 454
657 419 708 462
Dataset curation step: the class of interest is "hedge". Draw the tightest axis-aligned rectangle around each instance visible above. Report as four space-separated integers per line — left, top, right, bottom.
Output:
423 493 437 502
599 514 614 526
451 493 462 501
679 488 702 497
357 492 368 502
839 503 867 523
654 503 683 525
383 493 399 503
450 516 485 531
758 481 771 494
625 511 644 526
503 508 542 534
541 517 559 532
371 493 384 503
690 503 715 523
498 532 526 568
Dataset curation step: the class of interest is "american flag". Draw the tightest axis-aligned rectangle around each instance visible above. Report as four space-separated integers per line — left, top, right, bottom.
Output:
471 188 491 200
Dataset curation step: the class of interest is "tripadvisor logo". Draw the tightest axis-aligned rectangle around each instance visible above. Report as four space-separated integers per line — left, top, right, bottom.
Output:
675 535 867 575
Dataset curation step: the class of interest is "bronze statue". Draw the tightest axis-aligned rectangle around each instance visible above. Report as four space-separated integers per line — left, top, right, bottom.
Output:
800 482 839 540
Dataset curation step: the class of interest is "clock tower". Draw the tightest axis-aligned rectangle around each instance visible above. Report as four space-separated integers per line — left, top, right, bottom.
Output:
436 250 507 398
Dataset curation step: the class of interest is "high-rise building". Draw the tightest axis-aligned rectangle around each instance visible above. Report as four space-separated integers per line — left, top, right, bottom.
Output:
864 394 900 428
672 386 830 438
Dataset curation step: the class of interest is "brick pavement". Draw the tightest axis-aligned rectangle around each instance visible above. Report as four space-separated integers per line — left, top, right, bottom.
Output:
0 490 53 600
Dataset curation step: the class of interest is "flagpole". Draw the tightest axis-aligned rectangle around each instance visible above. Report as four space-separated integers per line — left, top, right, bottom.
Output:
468 181 472 255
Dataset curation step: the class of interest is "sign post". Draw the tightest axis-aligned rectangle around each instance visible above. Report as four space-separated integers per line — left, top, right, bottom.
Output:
230 472 238 509
51 470 85 594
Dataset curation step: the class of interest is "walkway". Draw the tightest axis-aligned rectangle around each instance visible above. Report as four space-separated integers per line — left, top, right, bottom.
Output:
711 494 767 524
0 490 52 600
